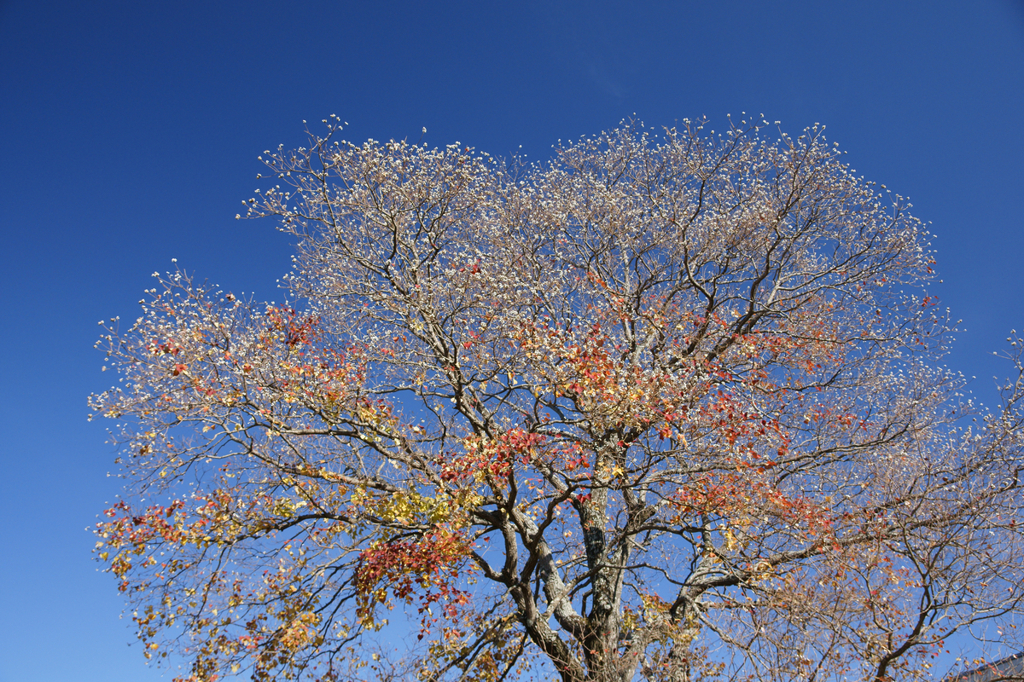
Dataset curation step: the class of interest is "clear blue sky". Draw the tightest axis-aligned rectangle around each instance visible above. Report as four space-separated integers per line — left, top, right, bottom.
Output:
1 2 1022 680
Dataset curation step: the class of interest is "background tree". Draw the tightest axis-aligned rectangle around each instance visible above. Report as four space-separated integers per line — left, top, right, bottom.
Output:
93 117 1024 682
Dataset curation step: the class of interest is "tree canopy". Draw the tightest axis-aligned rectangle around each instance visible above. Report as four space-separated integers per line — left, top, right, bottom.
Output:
93 117 1024 682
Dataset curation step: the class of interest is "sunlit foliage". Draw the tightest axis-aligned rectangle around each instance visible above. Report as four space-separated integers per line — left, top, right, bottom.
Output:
93 117 1024 682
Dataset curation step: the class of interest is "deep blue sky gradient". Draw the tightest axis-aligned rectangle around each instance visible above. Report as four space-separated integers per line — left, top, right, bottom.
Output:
1 2 1023 680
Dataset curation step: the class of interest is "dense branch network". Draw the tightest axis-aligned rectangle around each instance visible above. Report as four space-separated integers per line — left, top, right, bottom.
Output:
92 117 1024 682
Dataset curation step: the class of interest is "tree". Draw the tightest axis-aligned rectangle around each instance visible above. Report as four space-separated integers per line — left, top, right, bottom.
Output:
92 116 1024 682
